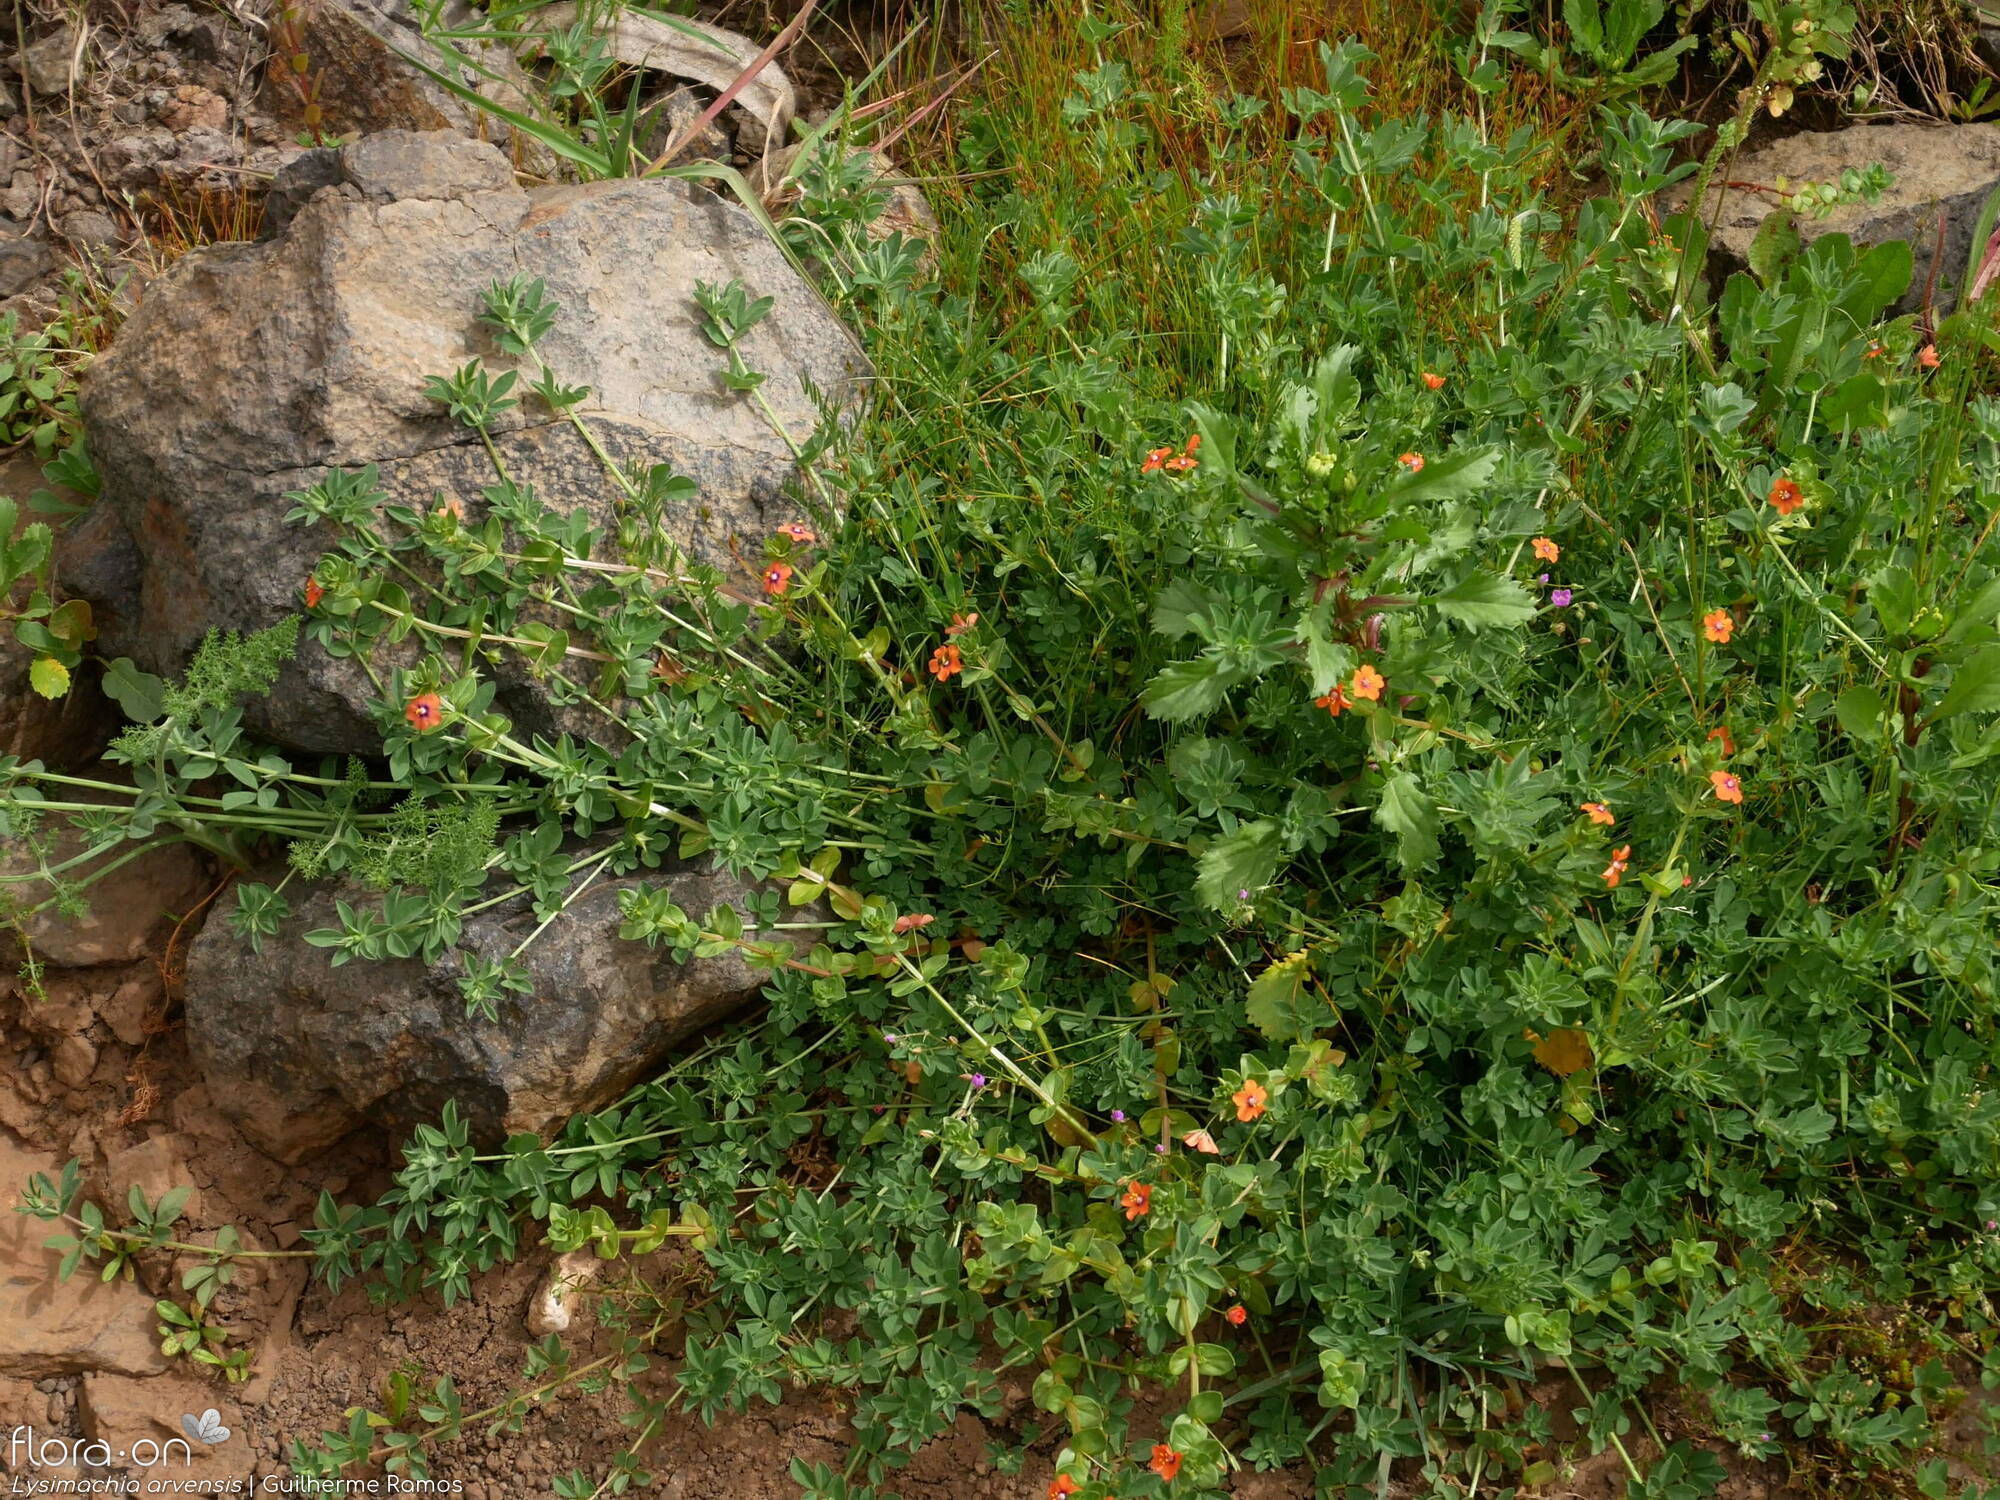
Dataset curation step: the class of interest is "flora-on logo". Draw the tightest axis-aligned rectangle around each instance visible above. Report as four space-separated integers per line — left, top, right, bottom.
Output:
180 1408 232 1445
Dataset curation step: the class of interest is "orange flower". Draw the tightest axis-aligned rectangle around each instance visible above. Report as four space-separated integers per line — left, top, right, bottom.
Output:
929 643 963 681
437 496 465 521
1532 536 1560 563
1181 1128 1220 1155
946 611 980 637
893 913 935 935
1119 1182 1152 1220
1601 844 1631 888
1864 341 1884 360
304 576 324 609
1702 609 1734 644
1707 725 1736 756
1232 1078 1268 1121
1315 685 1352 717
777 522 818 546
1397 452 1424 473
1768 476 1803 516
762 562 794 597
1149 1445 1183 1482
1048 1477 1080 1500
1350 664 1385 701
1421 371 1446 390
404 693 445 733
1581 802 1613 826
1224 1304 1248 1326
1710 770 1743 805
1145 435 1201 474
1919 344 1941 369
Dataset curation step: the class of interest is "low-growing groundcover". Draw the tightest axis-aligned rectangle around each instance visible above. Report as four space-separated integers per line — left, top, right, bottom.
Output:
11 0 2000 1495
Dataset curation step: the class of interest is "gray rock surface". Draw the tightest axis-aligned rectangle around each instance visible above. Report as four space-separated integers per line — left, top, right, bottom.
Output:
82 129 868 753
183 856 808 1161
1682 122 2000 314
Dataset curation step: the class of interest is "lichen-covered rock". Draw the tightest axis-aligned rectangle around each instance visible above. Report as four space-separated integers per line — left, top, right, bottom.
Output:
1679 122 2000 314
82 129 869 753
183 856 808 1161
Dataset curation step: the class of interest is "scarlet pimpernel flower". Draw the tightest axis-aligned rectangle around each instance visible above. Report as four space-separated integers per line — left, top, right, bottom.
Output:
1581 802 1613 826
1398 452 1424 473
1232 1079 1268 1121
1703 609 1734 644
1350 665 1385 701
304 576 324 609
1602 845 1631 888
1149 1446 1183 1481
1119 1182 1152 1220
928 643 962 681
777 522 817 545
762 562 794 597
1532 537 1560 563
1225 1304 1248 1326
1315 685 1352 717
1768 476 1803 516
1421 371 1445 390
1710 770 1744 805
404 693 445 733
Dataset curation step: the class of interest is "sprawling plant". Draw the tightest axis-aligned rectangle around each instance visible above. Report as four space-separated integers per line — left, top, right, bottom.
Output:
10 2 2000 1496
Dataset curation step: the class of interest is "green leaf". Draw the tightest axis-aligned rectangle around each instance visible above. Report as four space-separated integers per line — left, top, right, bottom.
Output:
1379 446 1500 505
1747 208 1800 285
1833 684 1886 742
27 655 68 699
1141 657 1245 721
1194 819 1282 909
1374 772 1439 871
101 657 167 723
1430 571 1534 630
1246 950 1332 1043
1932 645 2000 721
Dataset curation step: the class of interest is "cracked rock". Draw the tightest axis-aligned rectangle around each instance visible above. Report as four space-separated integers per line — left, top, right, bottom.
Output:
184 851 816 1160
81 129 870 754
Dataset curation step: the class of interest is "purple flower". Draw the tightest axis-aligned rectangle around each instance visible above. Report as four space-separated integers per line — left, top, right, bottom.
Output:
1537 572 1550 584
1154 1143 1168 1154
969 1073 987 1089
1110 1109 1127 1122
1236 888 1249 901
883 1033 899 1044
1550 588 1573 608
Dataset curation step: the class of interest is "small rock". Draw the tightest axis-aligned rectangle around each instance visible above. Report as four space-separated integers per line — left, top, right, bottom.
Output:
18 29 77 98
526 1249 602 1336
0 79 19 120
80 1372 245 1482
4 170 39 222
1677 122 2000 315
94 969 164 1048
58 210 119 251
637 85 729 168
102 1134 204 1224
49 1033 96 1089
0 1136 169 1377
0 224 48 295
0 781 206 967
158 83 227 133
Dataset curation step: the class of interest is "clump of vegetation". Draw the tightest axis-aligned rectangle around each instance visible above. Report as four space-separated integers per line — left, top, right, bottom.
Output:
12 0 2000 1495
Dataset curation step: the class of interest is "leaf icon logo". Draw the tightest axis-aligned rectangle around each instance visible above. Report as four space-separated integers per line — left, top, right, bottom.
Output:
180 1410 231 1445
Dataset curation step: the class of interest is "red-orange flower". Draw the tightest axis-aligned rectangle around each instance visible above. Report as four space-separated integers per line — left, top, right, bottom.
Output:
1225 1304 1249 1326
1315 685 1352 717
1232 1078 1268 1122
893 913 935 935
1710 770 1743 805
1919 344 1941 369
777 522 818 545
1532 536 1560 563
1149 1445 1183 1482
1601 844 1631 888
304 576 324 609
1768 476 1803 516
762 562 794 597
1421 371 1446 390
1145 435 1201 474
929 643 963 681
1048 1477 1080 1500
946 611 980 637
1707 725 1736 756
1350 664 1386 702
1119 1182 1152 1220
1397 452 1424 473
1581 802 1613 827
404 693 445 733
1702 609 1734 644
